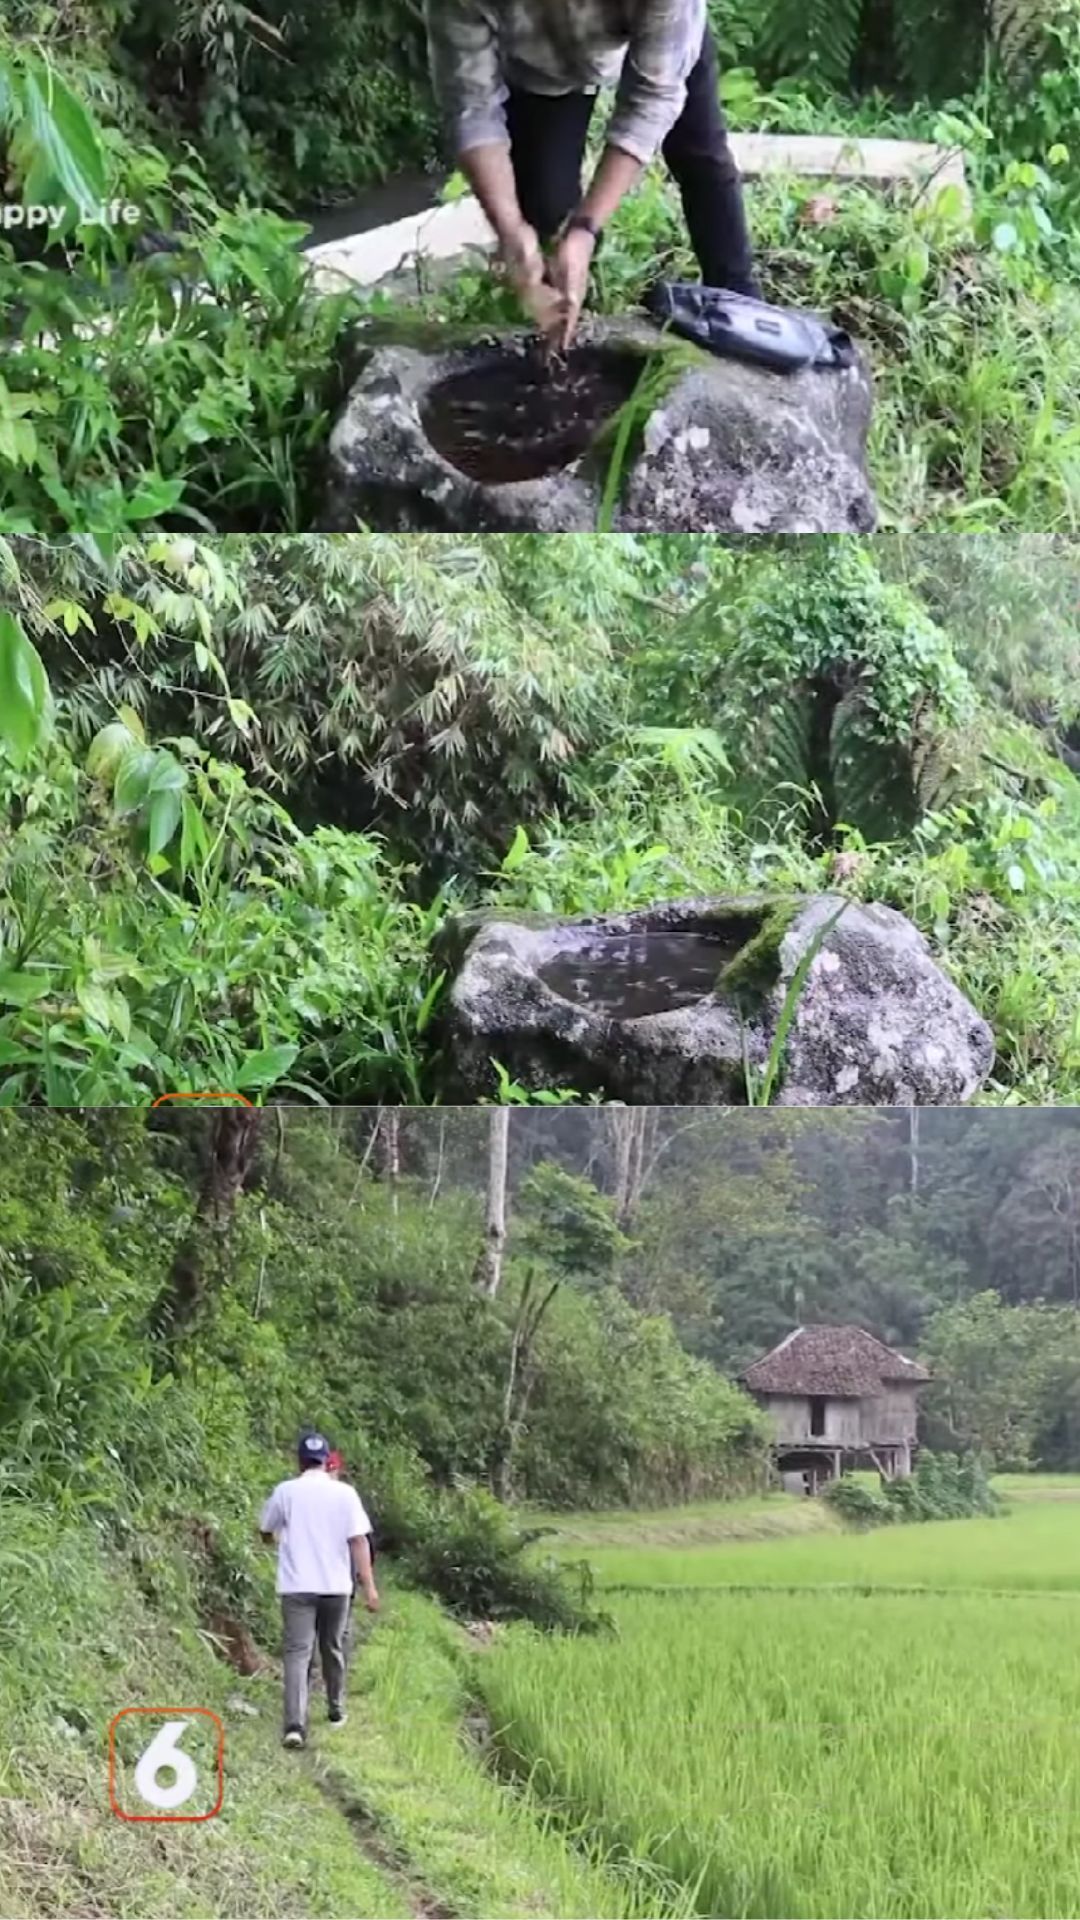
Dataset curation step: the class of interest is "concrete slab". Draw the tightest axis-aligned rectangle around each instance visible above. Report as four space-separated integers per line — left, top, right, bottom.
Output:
305 133 969 291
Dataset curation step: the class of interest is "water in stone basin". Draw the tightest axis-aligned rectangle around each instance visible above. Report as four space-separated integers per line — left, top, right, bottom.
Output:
420 343 645 485
538 930 748 1021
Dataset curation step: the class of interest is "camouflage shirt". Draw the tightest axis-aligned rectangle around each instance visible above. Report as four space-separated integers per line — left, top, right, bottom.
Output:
425 1 707 165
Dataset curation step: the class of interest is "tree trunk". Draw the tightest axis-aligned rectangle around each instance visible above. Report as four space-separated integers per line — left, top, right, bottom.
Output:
491 1266 560 1502
474 1109 510 1297
429 1116 447 1210
153 1109 261 1341
607 1108 652 1231
908 1107 920 1196
372 1109 401 1214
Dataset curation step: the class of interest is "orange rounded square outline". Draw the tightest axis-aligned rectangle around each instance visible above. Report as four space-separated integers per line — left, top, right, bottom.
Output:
108 1706 225 1822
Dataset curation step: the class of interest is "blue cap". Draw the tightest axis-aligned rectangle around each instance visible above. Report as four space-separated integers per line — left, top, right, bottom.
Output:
298 1432 330 1467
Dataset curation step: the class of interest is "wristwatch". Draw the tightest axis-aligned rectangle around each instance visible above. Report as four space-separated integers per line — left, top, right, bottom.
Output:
564 211 603 253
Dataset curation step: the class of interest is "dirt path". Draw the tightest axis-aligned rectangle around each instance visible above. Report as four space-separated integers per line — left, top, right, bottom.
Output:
310 1752 457 1920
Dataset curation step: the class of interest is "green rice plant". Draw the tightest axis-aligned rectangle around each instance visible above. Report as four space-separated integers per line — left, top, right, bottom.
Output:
479 1563 1080 1917
567 1496 1080 1594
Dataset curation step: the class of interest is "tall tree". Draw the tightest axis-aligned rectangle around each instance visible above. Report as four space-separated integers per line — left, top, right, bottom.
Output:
474 1109 510 1298
152 1108 261 1340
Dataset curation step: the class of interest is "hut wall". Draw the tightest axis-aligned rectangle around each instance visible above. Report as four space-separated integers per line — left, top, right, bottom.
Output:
763 1394 863 1444
865 1386 919 1443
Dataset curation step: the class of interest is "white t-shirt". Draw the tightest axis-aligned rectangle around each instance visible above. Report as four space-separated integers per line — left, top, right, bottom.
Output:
260 1471 371 1596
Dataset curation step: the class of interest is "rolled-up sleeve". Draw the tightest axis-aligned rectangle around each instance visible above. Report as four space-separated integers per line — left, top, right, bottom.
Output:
607 0 706 164
425 0 510 154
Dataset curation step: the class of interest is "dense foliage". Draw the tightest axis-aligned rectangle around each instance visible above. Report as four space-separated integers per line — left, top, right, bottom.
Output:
2 532 1079 1105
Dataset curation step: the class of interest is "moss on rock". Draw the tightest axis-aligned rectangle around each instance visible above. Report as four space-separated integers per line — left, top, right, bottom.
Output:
717 897 806 1002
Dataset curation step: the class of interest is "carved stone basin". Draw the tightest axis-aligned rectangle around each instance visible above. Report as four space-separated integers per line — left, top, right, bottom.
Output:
419 341 644 484
437 893 995 1105
537 924 758 1020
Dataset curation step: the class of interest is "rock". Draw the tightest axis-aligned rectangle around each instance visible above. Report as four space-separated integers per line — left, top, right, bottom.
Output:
225 1694 261 1718
322 315 876 533
439 893 993 1105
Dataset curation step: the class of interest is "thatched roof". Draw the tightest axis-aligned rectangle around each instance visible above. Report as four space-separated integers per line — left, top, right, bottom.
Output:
739 1325 931 1398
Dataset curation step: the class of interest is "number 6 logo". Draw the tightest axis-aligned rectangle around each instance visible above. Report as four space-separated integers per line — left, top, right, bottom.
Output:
109 1708 224 1822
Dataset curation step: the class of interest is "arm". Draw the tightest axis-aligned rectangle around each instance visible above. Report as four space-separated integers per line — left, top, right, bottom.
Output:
425 0 507 163
424 0 560 331
258 1486 283 1548
349 1533 379 1611
604 0 706 176
549 1 704 346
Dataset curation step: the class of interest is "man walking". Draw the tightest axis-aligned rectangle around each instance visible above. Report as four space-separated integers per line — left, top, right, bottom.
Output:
260 1432 379 1750
424 1 759 349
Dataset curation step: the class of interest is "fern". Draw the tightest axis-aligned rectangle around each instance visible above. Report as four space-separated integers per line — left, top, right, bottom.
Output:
757 0 1054 94
758 0 866 88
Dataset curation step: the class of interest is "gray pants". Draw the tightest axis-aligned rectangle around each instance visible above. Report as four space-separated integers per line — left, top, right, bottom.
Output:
281 1593 351 1734
309 1593 354 1688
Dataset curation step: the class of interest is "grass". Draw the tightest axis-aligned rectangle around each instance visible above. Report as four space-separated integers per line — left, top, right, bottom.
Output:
309 1588 682 1918
0 1504 405 1919
479 1584 1080 1918
7 1479 1080 1918
478 1483 1080 1917
0 1504 653 1919
523 1492 839 1550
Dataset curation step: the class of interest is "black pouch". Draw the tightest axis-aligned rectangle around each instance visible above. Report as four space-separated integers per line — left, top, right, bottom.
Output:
641 281 856 374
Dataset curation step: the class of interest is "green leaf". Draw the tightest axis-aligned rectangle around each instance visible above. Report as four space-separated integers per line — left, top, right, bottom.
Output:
992 221 1018 253
108 990 131 1042
1006 862 1026 893
87 719 141 783
146 750 187 796
0 609 51 767
501 825 530 873
113 746 157 815
415 971 446 1035
179 793 210 876
21 59 107 213
235 1043 299 1090
125 475 186 522
75 981 112 1031
147 786 182 858
0 971 49 1009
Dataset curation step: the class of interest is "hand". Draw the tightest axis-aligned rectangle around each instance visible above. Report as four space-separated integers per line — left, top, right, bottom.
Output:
363 1584 380 1613
499 223 562 338
548 226 596 350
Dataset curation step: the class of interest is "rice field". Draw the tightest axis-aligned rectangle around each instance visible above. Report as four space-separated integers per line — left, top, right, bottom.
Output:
567 1501 1080 1594
481 1491 1080 1917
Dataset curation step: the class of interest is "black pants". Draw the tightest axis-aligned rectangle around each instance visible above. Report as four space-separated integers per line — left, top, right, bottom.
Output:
504 27 758 296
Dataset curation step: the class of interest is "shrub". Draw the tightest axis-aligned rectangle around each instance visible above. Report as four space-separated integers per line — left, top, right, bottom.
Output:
0 726 442 1103
822 1478 895 1528
393 1484 610 1633
827 1452 1004 1531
